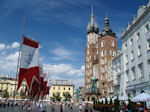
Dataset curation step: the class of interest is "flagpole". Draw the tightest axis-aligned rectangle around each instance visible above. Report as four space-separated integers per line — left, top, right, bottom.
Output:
13 19 25 112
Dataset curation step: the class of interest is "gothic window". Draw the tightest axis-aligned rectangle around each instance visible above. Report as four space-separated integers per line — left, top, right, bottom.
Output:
145 24 150 33
87 50 89 55
147 39 150 50
112 50 115 56
126 70 129 82
96 49 98 54
137 32 140 40
101 51 104 56
138 46 141 56
131 51 134 60
87 44 90 48
112 40 114 46
132 67 136 80
101 41 104 47
130 38 133 45
148 60 150 75
139 63 144 77
125 54 128 64
96 43 98 48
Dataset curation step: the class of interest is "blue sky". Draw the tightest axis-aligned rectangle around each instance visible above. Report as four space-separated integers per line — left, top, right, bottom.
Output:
0 0 147 88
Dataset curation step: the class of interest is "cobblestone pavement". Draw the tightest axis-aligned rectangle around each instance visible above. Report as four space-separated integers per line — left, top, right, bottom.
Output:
0 105 98 112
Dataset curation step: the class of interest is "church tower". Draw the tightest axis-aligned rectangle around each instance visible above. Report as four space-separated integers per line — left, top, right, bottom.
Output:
87 5 99 44
98 15 117 98
85 8 117 100
84 5 100 101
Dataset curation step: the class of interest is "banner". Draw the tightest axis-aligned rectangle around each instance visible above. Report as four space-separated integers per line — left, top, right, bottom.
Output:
17 36 40 91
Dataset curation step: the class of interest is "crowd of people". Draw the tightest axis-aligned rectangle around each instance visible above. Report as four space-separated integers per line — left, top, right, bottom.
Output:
0 99 94 112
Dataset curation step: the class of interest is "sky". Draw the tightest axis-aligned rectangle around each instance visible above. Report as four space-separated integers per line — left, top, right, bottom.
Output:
0 0 147 88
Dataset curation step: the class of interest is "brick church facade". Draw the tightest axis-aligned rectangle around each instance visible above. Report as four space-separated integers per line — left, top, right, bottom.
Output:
84 6 117 101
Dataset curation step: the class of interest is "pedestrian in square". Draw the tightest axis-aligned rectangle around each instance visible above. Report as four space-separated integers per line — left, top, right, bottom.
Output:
60 103 63 112
70 103 73 111
79 104 83 112
84 103 89 112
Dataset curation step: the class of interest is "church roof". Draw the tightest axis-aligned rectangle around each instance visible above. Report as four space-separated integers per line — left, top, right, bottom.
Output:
101 16 116 37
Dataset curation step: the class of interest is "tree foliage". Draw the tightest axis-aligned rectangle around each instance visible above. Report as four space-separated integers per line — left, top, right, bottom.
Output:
114 97 120 111
20 89 25 99
2 90 9 98
63 92 72 101
51 92 62 101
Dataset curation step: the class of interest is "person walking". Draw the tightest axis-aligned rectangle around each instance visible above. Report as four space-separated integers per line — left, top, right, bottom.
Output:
84 103 89 112
79 104 83 112
52 104 55 112
70 103 73 111
60 103 63 112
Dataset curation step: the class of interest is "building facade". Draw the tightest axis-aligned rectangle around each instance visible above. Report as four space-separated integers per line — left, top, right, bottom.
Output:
119 1 150 97
78 86 84 101
49 80 74 101
0 75 26 98
112 50 127 98
84 6 117 101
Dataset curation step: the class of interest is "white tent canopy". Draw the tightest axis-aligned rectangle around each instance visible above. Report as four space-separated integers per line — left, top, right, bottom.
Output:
119 96 128 101
131 93 150 102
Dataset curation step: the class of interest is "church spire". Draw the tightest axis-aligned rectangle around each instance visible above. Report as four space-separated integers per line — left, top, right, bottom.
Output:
101 12 116 37
91 4 94 25
87 4 99 34
105 12 109 28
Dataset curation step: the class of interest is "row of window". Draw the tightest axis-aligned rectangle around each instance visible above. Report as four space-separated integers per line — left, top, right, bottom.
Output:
87 40 115 48
53 81 71 85
87 49 116 57
101 50 116 57
125 40 150 64
53 87 71 91
125 61 150 81
124 24 150 51
86 55 98 62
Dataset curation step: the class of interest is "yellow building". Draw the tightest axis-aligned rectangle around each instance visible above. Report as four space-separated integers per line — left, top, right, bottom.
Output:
0 75 26 98
49 80 74 101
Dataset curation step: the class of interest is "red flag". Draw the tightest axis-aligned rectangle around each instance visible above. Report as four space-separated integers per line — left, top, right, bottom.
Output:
17 37 40 91
31 80 40 99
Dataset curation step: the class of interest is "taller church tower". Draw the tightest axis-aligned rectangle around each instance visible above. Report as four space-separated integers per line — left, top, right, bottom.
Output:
87 5 99 44
84 5 100 101
84 6 117 101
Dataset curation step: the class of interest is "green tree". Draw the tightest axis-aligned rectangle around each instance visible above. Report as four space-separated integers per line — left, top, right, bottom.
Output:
20 89 25 99
109 98 113 105
63 92 72 101
2 90 9 98
114 97 120 111
55 92 62 101
51 92 62 101
105 98 108 104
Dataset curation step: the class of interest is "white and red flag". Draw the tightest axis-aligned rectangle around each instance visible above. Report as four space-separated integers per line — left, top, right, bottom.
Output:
17 36 40 91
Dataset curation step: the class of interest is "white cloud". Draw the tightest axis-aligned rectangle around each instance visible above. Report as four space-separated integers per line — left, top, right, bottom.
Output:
50 47 73 60
44 63 84 77
0 52 19 75
0 43 6 50
0 42 20 51
11 42 20 48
